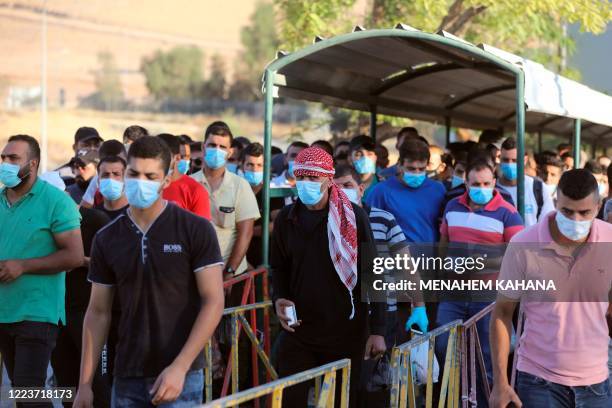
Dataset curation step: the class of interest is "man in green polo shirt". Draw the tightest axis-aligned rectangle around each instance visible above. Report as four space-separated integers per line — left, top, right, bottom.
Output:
0 134 83 405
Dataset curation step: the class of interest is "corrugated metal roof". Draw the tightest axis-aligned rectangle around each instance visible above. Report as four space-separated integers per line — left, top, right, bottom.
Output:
265 26 612 142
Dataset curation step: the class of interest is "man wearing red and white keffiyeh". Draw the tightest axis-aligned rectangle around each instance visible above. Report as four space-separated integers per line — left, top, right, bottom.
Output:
271 147 386 408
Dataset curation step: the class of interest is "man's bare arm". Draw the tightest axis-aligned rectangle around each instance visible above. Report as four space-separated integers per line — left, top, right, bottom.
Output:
79 284 114 386
489 295 522 408
225 219 254 274
150 265 224 404
0 229 84 282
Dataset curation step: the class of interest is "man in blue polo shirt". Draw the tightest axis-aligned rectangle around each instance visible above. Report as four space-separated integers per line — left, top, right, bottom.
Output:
0 134 83 407
74 137 224 407
367 138 446 249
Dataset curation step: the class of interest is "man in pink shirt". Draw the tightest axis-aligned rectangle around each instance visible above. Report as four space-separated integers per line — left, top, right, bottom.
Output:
490 169 612 407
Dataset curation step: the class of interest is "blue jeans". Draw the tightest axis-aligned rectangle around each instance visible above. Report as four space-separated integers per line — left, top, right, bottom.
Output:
517 371 611 408
111 369 203 408
435 301 492 407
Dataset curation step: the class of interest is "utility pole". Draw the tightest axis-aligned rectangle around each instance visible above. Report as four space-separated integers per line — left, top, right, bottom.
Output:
40 0 48 172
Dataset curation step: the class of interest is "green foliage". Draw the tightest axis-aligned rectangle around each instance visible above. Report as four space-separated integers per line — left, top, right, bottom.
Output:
202 54 227 99
141 46 204 100
93 51 123 110
232 1 280 100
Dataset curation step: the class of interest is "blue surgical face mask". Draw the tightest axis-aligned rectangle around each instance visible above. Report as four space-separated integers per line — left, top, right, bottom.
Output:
354 156 376 175
341 188 360 204
450 175 464 189
555 211 592 241
99 178 124 201
243 170 263 186
500 162 517 181
204 148 228 169
296 180 324 205
226 163 238 174
468 186 494 205
287 161 295 178
0 162 27 188
177 159 190 175
402 171 426 188
125 178 161 209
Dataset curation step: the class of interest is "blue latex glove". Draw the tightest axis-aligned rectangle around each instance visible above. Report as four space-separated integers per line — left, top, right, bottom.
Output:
405 306 429 333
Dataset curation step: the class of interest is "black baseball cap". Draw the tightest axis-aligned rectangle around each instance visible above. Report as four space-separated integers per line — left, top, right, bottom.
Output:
71 149 100 168
74 127 103 144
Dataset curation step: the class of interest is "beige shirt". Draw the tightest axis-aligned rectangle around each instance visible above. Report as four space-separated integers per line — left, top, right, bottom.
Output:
191 169 260 274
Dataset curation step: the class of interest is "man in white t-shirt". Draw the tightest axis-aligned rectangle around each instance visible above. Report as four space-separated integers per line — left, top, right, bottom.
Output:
498 137 554 227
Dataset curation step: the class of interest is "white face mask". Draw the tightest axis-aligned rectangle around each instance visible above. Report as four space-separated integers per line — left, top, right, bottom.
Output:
555 211 593 241
341 188 360 204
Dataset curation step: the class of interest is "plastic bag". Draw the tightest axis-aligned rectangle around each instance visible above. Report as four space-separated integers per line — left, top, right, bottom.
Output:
409 338 439 385
365 352 392 392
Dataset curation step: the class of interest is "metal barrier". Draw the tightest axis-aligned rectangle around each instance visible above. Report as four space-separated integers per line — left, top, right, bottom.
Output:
202 359 351 408
459 302 496 408
389 319 463 408
218 268 272 402
205 301 278 405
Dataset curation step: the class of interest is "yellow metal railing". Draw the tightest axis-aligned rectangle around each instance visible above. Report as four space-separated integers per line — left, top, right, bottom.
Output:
389 319 463 408
201 359 351 408
204 301 277 404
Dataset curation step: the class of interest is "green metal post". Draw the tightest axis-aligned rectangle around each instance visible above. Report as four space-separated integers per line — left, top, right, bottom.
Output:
573 119 581 168
369 105 377 142
515 72 526 219
262 70 274 267
445 117 451 147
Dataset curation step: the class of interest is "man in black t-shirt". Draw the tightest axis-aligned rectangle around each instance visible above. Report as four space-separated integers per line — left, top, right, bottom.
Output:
51 206 111 407
74 137 224 408
239 142 284 268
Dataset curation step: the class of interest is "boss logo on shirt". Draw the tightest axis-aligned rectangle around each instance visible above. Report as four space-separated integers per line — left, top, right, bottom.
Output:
163 244 183 253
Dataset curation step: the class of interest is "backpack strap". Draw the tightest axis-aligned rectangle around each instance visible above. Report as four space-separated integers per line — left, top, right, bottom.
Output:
533 178 544 219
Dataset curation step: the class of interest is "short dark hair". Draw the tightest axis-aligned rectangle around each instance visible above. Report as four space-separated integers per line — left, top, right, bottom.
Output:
204 121 233 143
127 136 171 175
8 134 41 162
99 140 127 159
479 129 502 145
271 145 283 156
467 147 494 167
557 169 598 200
561 152 573 160
98 155 127 171
399 138 430 163
466 158 495 180
537 154 564 170
335 140 350 149
557 142 571 151
234 136 251 148
312 140 334 156
334 164 361 184
190 141 202 152
241 142 264 162
349 135 376 153
123 125 149 142
178 134 193 145
501 137 516 151
157 133 180 155
287 141 309 151
398 127 418 140
584 159 604 175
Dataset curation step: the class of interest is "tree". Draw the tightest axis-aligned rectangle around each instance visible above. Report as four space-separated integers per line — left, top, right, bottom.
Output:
202 54 227 99
231 1 280 100
275 0 612 76
141 46 204 101
93 51 123 110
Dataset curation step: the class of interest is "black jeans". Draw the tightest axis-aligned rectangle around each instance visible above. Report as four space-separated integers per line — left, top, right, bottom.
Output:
51 309 112 408
0 321 58 408
276 332 365 408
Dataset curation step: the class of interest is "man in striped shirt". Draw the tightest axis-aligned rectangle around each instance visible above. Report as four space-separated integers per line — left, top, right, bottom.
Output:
437 158 523 406
334 165 428 346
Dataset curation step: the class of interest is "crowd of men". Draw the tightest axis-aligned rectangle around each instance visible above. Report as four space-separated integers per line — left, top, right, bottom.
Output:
0 122 610 407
